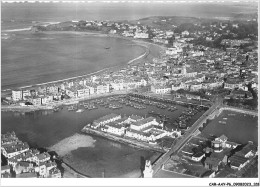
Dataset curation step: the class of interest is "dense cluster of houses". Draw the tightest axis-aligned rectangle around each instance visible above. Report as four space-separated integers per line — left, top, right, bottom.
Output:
1 132 61 178
5 18 258 109
179 134 258 178
84 113 181 143
9 75 147 106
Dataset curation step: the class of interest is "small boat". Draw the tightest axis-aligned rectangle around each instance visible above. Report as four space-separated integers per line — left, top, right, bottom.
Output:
219 121 226 124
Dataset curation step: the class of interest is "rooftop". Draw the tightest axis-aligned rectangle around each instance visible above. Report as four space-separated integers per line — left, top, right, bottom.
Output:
94 113 121 124
131 117 157 127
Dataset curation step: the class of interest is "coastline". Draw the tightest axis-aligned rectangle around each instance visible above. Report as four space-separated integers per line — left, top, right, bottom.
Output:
1 30 154 93
1 29 164 113
1 90 130 112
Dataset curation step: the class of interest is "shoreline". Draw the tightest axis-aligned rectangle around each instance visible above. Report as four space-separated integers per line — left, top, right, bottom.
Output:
1 30 153 92
1 90 130 112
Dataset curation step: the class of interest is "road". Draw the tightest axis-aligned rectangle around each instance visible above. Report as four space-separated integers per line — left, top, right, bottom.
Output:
152 96 223 176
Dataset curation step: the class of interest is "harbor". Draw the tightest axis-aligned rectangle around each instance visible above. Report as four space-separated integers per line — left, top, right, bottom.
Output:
1 92 208 177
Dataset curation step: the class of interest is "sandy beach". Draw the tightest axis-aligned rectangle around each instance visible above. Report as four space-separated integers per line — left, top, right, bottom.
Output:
48 133 96 157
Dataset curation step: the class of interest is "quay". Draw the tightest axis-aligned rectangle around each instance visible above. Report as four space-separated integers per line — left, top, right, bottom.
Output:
81 127 166 154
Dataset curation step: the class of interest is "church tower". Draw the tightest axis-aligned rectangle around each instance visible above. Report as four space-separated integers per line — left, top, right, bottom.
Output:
143 160 153 178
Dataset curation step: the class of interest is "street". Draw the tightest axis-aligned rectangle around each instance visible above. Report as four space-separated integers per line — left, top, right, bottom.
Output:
152 96 223 176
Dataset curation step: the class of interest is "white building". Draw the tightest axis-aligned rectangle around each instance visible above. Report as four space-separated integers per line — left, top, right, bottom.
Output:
92 113 121 128
106 123 124 136
110 82 125 91
22 90 31 100
151 84 171 94
34 152 51 166
12 90 23 101
96 84 110 94
134 32 149 39
1 142 30 159
130 117 161 131
191 152 205 162
181 30 189 37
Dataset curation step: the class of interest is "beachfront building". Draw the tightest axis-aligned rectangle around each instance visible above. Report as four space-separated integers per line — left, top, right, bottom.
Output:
96 84 110 94
130 117 162 131
76 87 90 98
22 90 31 100
12 90 23 101
28 97 42 106
151 84 172 94
91 113 121 129
46 85 59 95
110 82 125 91
86 86 95 95
40 95 54 105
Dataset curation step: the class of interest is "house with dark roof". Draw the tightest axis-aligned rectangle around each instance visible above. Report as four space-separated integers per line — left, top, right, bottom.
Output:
204 157 221 171
229 155 249 170
34 152 51 166
1 165 11 177
201 170 216 178
1 142 30 159
48 167 61 178
15 161 35 174
235 142 257 158
181 145 194 156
